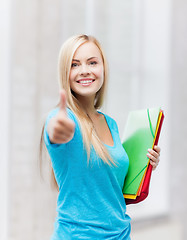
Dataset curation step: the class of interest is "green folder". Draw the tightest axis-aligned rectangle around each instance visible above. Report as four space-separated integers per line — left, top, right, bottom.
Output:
122 107 161 196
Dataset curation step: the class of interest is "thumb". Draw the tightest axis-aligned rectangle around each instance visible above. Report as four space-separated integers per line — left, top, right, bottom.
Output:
59 89 67 114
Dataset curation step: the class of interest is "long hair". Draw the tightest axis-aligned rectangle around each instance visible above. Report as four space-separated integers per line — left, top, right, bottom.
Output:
40 34 114 190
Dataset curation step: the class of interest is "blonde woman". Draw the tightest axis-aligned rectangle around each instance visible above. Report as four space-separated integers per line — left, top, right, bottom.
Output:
41 35 160 240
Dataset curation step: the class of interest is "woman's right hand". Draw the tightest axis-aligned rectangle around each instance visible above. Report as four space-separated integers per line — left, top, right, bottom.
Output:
47 90 75 144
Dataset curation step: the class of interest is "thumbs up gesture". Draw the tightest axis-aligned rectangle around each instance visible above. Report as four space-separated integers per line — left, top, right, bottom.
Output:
47 90 75 144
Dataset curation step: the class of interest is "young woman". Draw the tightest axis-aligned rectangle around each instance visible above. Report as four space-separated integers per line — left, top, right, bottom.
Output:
41 34 160 240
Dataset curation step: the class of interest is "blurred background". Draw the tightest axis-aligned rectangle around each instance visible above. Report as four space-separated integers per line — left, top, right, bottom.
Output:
1 0 187 239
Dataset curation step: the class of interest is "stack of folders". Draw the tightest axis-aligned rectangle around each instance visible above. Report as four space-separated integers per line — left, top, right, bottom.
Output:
122 107 164 204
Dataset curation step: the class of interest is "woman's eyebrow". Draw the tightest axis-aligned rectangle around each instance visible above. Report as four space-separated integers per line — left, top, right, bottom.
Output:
88 57 98 61
72 59 80 62
72 57 98 62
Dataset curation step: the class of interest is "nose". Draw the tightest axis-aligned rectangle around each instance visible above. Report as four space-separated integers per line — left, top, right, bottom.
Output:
80 64 90 76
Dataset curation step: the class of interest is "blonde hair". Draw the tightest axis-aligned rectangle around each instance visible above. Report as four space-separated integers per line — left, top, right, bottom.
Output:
58 34 113 165
40 35 114 190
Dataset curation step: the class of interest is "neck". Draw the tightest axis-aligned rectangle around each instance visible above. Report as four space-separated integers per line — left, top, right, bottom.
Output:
76 95 97 117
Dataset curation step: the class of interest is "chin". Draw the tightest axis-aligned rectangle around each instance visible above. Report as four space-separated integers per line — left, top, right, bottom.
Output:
73 87 102 98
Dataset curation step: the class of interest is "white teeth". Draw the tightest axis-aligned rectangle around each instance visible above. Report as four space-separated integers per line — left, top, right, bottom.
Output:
79 80 93 84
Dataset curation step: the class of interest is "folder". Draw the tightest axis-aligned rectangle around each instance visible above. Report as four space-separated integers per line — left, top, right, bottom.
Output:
122 108 164 203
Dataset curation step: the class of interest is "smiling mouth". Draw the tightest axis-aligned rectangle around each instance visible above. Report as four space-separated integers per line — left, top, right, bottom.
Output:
77 79 95 85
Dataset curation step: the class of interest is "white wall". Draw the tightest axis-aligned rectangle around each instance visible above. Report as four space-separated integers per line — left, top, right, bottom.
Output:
0 0 11 239
131 219 183 240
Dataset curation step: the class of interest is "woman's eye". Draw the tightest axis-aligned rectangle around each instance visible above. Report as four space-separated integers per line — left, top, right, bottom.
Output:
71 63 78 68
89 61 97 65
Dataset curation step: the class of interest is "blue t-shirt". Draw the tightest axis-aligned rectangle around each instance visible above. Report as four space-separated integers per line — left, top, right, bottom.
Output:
44 108 131 240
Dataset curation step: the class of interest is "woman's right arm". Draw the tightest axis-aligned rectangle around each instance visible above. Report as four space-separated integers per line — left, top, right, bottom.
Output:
47 90 75 144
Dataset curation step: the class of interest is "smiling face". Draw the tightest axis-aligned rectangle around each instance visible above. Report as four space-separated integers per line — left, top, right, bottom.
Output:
69 41 104 101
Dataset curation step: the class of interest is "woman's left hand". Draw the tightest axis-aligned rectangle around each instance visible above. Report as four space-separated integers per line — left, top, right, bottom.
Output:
147 145 161 170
